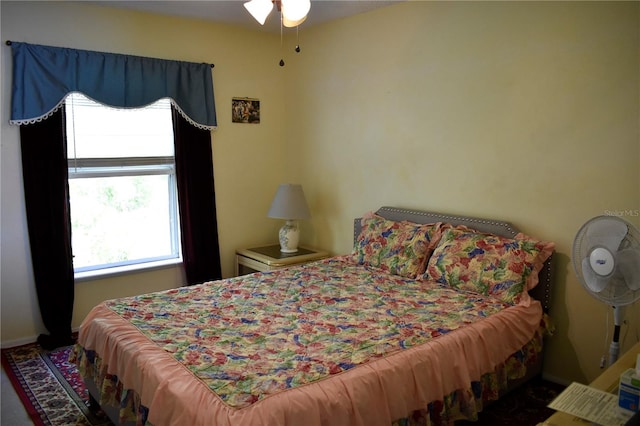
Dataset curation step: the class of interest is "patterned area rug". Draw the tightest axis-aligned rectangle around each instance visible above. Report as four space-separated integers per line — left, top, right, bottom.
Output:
1 342 112 426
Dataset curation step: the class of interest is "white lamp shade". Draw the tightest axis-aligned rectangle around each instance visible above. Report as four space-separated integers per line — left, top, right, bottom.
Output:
267 184 311 220
244 0 274 25
281 0 310 27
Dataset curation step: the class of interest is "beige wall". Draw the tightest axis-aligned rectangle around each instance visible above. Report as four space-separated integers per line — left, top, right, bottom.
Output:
285 1 639 384
1 1 639 386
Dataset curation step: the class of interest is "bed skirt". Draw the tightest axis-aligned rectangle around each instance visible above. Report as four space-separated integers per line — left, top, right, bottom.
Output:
71 315 553 426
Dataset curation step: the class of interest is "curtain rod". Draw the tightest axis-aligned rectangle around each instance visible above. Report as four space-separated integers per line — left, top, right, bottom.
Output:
5 40 214 68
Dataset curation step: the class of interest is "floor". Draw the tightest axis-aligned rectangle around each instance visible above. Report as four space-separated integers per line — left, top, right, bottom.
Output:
1 365 33 425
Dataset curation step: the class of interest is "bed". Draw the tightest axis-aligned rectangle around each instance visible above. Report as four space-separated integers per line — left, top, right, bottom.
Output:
72 206 555 426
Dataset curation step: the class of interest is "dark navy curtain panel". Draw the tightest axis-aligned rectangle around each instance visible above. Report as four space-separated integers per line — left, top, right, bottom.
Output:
10 42 217 129
173 108 222 285
20 108 75 350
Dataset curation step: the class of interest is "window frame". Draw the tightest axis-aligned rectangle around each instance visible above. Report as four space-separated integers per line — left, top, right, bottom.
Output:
65 95 183 280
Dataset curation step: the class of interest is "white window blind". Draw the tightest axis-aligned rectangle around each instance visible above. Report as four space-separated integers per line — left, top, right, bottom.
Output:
65 93 181 275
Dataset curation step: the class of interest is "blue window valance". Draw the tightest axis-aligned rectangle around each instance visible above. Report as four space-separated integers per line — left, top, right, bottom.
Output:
10 42 216 129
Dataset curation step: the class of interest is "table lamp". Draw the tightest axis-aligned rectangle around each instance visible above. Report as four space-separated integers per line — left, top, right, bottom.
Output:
267 184 311 252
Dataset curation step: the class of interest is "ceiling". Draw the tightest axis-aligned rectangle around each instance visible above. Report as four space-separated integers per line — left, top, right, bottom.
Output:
91 0 403 33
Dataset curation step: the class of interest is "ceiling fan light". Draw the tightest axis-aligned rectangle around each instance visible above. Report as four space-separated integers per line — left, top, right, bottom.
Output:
281 0 310 26
244 0 274 25
282 14 307 28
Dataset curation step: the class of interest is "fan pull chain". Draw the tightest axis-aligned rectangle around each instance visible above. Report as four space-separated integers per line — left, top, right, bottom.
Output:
279 12 285 67
295 25 301 53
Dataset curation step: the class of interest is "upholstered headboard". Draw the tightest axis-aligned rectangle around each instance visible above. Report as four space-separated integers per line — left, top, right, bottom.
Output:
353 206 554 312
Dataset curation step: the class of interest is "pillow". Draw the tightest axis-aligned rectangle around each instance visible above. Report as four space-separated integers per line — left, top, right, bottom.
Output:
352 212 443 279
423 226 554 304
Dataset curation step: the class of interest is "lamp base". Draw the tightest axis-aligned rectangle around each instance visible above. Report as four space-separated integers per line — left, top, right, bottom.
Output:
279 220 300 253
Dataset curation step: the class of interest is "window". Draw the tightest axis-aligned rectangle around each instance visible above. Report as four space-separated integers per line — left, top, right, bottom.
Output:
66 93 181 276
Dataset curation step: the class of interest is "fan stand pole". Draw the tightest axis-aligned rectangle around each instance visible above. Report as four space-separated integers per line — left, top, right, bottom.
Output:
609 306 623 366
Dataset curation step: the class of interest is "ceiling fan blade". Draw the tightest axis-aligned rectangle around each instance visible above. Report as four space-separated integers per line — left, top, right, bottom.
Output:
586 217 628 252
582 257 609 292
617 248 640 291
244 0 273 25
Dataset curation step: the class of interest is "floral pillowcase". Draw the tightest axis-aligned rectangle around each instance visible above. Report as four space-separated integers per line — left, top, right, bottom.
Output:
423 226 555 304
352 212 443 279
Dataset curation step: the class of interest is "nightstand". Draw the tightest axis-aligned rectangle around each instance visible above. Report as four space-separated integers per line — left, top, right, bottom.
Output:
235 245 329 276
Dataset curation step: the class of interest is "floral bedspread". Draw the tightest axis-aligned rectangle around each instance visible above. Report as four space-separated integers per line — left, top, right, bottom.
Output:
103 256 514 409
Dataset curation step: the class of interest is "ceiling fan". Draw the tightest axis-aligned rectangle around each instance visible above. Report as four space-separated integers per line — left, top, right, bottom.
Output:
244 0 311 27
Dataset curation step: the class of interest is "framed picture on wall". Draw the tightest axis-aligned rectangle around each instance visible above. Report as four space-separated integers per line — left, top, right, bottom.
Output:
232 98 260 123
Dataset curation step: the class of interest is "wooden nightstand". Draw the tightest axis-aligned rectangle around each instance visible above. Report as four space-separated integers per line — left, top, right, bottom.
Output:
235 245 329 276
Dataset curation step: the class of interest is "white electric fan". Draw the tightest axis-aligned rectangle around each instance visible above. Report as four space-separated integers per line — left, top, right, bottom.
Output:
572 215 640 366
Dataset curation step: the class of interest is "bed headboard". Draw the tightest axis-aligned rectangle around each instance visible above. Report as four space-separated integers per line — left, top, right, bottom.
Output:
353 206 554 312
